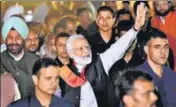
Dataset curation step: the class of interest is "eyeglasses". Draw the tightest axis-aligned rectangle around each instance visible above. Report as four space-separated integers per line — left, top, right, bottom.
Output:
72 45 91 54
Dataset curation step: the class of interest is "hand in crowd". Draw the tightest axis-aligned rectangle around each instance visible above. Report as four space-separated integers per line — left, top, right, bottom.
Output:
134 3 147 31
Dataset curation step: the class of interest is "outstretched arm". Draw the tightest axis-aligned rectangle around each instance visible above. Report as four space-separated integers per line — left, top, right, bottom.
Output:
100 3 147 74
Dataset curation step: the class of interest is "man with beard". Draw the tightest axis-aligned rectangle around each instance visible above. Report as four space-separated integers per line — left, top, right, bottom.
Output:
152 0 176 71
137 28 176 107
58 3 147 107
25 29 40 55
1 16 39 98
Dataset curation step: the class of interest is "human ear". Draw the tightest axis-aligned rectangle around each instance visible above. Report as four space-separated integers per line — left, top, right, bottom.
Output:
32 75 38 85
144 45 149 55
123 95 135 107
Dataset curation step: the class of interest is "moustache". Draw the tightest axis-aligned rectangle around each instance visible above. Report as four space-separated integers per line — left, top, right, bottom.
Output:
7 44 21 47
29 44 37 48
155 8 170 16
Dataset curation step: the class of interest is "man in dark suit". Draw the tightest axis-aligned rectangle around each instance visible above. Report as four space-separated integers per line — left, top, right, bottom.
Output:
8 58 74 107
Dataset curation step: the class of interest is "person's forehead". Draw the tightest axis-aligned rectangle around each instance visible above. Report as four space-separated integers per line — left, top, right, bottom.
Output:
47 36 55 41
66 21 76 29
72 37 88 46
155 1 168 5
56 37 68 43
7 30 21 36
133 79 154 93
67 22 76 27
81 10 90 15
40 66 59 76
98 11 113 17
28 31 38 37
46 36 56 45
73 37 86 42
66 20 76 25
149 38 168 45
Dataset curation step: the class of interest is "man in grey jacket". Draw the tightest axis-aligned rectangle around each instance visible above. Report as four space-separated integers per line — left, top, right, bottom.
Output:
1 16 39 98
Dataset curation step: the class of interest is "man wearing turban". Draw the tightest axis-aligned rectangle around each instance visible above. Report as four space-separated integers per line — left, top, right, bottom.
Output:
1 16 39 98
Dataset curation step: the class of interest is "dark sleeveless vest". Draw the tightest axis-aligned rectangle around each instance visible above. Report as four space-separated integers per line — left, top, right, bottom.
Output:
63 56 120 107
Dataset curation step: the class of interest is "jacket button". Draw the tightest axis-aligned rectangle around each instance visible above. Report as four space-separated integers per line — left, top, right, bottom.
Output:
16 72 19 76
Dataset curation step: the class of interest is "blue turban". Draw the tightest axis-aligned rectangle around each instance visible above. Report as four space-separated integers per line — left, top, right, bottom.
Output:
1 16 29 41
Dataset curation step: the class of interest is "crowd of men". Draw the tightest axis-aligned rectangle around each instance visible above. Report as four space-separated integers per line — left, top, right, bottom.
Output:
1 1 176 107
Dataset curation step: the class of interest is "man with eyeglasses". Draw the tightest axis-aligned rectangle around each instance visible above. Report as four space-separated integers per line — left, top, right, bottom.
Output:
58 3 147 107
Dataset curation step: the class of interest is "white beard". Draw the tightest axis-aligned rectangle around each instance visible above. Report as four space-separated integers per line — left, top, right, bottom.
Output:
73 53 92 66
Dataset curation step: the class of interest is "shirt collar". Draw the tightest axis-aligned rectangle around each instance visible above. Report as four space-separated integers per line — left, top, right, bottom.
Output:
30 94 58 107
143 60 164 79
159 11 173 24
160 16 165 24
98 31 116 44
8 50 24 61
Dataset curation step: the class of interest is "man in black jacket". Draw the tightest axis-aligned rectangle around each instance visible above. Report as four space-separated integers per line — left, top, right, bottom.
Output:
60 3 147 107
54 32 71 97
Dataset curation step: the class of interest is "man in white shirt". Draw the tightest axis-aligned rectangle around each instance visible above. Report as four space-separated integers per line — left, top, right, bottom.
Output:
59 3 147 107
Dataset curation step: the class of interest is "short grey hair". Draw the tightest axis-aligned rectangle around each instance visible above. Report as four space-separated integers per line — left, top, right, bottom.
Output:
66 34 85 55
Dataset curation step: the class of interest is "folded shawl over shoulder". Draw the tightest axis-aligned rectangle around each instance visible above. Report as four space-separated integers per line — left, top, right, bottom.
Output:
1 16 29 41
59 65 87 88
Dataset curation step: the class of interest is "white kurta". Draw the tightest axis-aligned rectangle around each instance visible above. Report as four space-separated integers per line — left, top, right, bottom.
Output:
76 65 98 107
75 28 138 107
